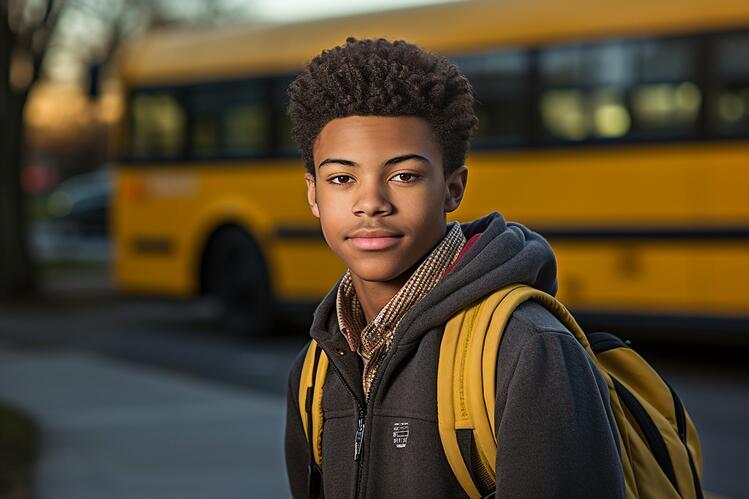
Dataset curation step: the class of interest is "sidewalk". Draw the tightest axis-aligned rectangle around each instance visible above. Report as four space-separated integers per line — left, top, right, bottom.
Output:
0 345 289 499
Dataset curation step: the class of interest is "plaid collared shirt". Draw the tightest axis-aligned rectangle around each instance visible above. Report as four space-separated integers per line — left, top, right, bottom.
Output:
335 222 466 398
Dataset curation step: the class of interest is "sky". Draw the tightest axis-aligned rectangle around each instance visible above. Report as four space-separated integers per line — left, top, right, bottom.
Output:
252 0 457 22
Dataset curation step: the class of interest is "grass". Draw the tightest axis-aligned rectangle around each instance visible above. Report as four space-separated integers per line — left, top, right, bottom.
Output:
26 195 50 224
38 258 109 271
0 403 38 499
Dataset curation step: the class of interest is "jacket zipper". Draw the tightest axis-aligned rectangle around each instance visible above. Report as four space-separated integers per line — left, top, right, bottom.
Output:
353 349 399 498
326 346 397 499
326 358 367 498
354 415 365 461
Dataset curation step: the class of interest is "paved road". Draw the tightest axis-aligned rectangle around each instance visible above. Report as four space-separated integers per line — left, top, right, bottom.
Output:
0 269 746 498
0 346 288 499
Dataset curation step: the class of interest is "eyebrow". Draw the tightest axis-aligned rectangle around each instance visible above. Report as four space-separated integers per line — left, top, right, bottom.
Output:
317 154 430 170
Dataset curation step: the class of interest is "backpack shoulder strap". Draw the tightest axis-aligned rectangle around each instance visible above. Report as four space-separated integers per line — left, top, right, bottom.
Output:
438 284 589 499
298 340 328 496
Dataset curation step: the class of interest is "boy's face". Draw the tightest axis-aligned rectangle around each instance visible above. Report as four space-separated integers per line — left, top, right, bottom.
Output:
305 115 467 285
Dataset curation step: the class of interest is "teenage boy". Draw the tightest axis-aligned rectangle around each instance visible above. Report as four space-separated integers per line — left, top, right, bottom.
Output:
284 37 625 498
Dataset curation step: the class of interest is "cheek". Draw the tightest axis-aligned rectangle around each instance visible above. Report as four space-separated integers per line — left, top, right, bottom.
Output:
398 182 445 218
316 193 349 241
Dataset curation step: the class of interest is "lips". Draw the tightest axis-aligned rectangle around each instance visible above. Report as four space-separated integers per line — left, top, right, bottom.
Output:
347 228 403 251
348 236 402 250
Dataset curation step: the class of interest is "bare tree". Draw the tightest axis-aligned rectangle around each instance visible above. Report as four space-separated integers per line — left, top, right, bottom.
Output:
0 0 63 299
0 0 254 300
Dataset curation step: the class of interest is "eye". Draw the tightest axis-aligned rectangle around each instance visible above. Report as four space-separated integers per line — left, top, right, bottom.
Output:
329 175 353 185
391 172 420 183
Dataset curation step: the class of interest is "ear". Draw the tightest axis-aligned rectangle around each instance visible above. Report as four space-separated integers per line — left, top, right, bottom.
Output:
304 173 320 219
444 165 468 213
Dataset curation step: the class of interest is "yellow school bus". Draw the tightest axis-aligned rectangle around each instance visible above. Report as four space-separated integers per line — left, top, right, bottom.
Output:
112 0 749 335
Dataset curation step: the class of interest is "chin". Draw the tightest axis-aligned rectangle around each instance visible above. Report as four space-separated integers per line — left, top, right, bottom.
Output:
347 258 411 283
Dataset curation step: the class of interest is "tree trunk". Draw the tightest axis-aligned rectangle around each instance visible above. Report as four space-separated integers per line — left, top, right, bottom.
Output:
0 5 37 300
0 94 37 300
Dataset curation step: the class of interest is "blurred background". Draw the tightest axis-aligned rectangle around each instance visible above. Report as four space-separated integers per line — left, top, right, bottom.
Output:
0 0 747 498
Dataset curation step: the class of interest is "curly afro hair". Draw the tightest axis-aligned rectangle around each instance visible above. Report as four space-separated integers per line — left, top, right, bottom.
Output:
287 37 478 177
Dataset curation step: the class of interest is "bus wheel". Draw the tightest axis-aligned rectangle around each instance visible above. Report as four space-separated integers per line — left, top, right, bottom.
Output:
203 227 272 336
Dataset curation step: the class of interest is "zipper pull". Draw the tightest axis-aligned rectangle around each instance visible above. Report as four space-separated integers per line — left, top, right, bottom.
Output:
354 416 365 461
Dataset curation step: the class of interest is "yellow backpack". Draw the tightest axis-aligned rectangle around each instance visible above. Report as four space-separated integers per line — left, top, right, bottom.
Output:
299 284 704 499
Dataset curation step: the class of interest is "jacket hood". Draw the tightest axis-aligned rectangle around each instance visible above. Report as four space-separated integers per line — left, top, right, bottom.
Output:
309 211 558 348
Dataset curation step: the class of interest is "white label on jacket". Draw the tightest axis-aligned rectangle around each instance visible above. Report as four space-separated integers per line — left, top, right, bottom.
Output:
393 422 409 448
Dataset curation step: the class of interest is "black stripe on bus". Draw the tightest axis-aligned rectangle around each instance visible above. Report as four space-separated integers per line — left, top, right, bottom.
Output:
132 237 174 255
277 227 324 240
572 310 749 337
538 227 749 240
274 225 749 241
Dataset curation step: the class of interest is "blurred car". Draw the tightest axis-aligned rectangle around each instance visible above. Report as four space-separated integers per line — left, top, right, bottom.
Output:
43 169 112 261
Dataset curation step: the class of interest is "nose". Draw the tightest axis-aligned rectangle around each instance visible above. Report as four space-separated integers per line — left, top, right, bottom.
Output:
352 179 393 217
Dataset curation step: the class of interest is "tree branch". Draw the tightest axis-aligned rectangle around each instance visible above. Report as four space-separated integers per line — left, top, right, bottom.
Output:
30 0 64 84
1 0 18 46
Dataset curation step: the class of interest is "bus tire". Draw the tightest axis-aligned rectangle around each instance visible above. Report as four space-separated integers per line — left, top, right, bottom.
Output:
203 226 272 336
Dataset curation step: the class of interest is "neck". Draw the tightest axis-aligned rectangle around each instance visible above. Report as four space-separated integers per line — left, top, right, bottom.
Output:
349 270 411 324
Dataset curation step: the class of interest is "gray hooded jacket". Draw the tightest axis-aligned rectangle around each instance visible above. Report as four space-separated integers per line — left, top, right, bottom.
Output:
285 212 626 498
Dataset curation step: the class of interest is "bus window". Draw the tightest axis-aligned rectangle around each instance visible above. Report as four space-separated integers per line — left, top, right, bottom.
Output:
455 49 531 147
539 37 700 144
188 79 269 158
272 74 299 156
225 104 268 155
540 42 635 142
190 86 220 156
131 90 187 159
709 30 749 136
630 38 700 138
540 43 635 87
